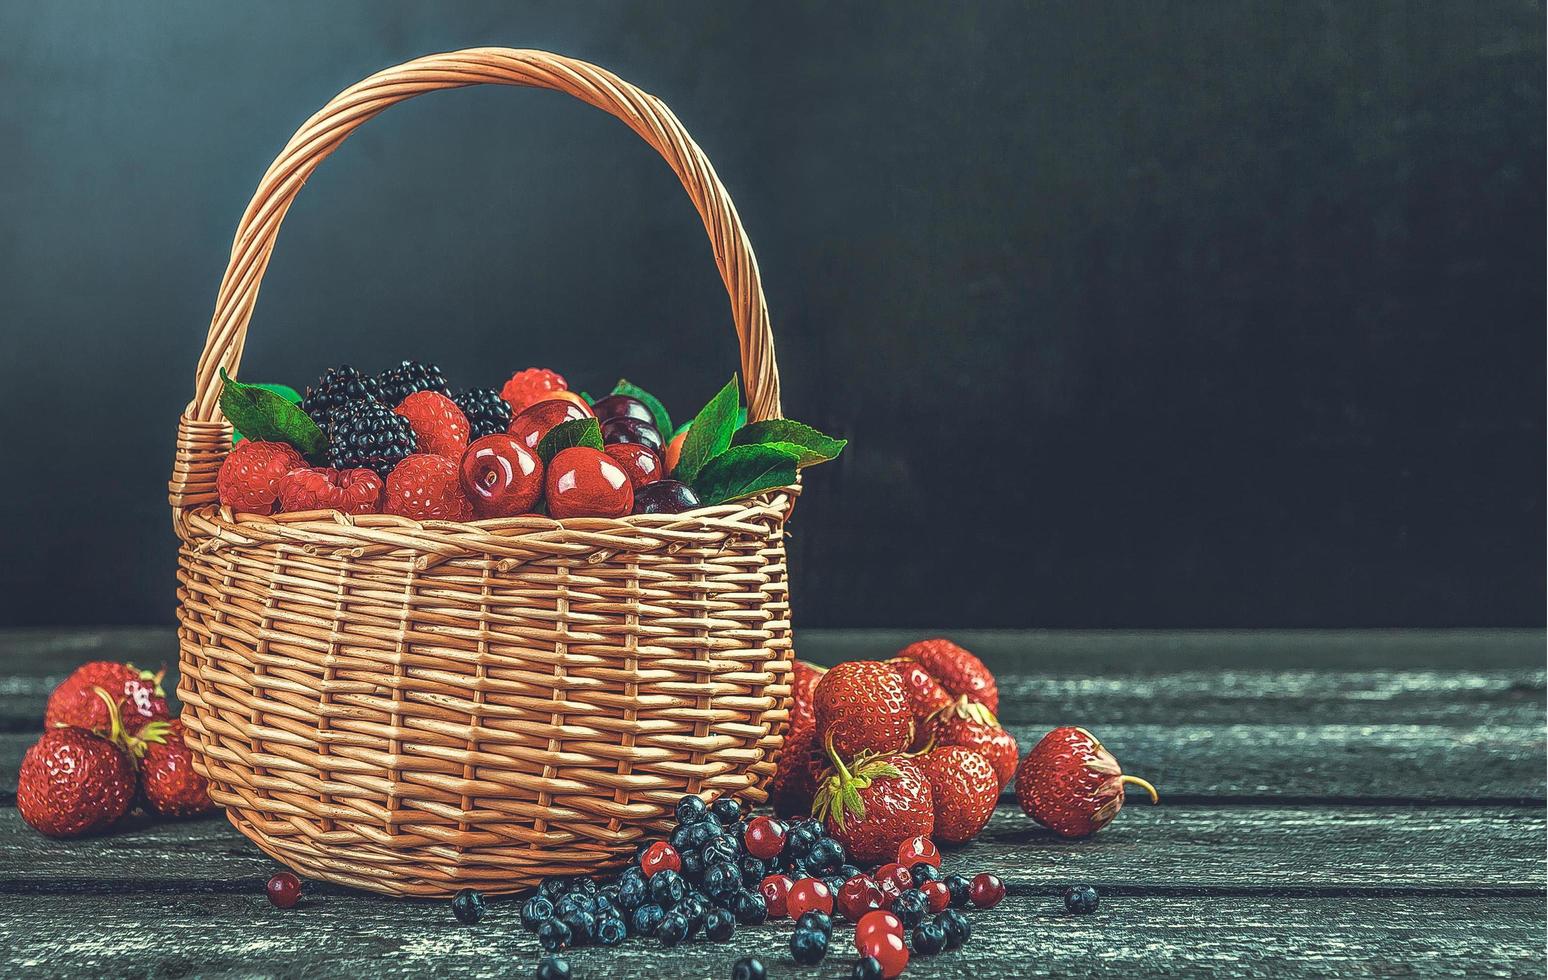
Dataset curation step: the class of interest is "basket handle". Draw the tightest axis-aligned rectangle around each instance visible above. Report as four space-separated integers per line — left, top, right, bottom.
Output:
170 48 780 507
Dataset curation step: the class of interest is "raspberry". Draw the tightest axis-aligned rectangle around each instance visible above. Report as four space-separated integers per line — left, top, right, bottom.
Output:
500 368 568 415
375 360 451 407
302 364 380 432
453 388 514 439
326 400 418 477
383 454 474 521
217 441 305 514
278 467 382 515
393 391 470 458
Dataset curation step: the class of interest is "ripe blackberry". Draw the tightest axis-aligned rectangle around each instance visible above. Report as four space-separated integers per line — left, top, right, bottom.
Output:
375 360 450 407
326 400 417 477
454 388 514 439
302 364 380 432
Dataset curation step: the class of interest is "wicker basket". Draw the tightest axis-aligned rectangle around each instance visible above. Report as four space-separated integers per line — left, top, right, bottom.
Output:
168 49 797 897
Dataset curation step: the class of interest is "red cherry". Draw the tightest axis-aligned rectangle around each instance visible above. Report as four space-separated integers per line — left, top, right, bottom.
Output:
856 929 909 978
640 841 681 878
855 909 904 948
743 816 787 860
836 875 885 921
603 443 664 489
873 862 912 901
508 398 592 451
920 879 951 913
459 434 543 517
969 871 1006 909
545 447 634 519
786 877 834 919
266 871 302 909
759 874 794 918
897 835 940 868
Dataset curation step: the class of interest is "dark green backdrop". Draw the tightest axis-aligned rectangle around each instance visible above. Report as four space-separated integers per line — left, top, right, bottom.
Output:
2 1 1542 628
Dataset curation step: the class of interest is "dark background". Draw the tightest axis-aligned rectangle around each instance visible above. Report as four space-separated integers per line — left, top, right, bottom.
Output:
1 1 1542 629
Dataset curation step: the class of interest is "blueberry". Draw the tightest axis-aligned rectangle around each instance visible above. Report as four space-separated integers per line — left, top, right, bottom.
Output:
537 918 572 952
595 914 627 946
705 906 736 941
657 911 690 947
521 895 555 932
676 795 709 825
730 889 768 925
1064 884 1100 915
679 896 707 938
823 874 847 898
701 834 740 866
851 956 884 980
796 910 833 935
791 926 829 965
567 876 598 898
704 861 741 899
539 876 569 900
943 873 973 908
535 955 572 980
558 909 594 945
450 888 486 925
554 894 590 919
650 869 687 907
684 821 720 852
681 849 706 880
740 856 769 887
839 864 862 882
590 893 616 917
783 824 819 859
731 958 767 980
912 921 947 956
630 902 665 936
909 862 943 886
893 889 928 928
710 797 742 823
808 838 845 874
617 874 647 910
936 909 971 949
785 857 812 879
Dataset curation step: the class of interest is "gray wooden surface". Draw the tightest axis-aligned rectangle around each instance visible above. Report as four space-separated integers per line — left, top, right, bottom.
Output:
0 628 1542 978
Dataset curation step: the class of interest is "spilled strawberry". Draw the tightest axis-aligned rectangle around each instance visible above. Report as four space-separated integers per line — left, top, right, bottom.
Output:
812 754 934 864
18 688 143 837
812 660 913 762
916 745 999 844
769 660 828 817
897 637 999 714
44 660 168 735
139 718 215 817
885 657 951 740
1015 726 1159 838
928 701 1019 787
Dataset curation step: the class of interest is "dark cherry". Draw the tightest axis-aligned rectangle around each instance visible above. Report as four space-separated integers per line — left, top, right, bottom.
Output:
460 434 543 517
632 480 701 515
508 398 592 451
545 447 634 519
603 443 663 489
601 416 664 454
266 871 302 909
591 394 653 425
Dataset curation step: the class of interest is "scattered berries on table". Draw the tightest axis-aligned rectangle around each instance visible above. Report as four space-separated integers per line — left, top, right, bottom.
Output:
500 367 568 415
535 955 572 980
969 872 1006 909
912 920 948 956
453 388 514 439
537 917 573 952
790 925 829 964
873 863 914 902
393 390 470 458
935 908 972 949
16 713 137 838
451 888 487 924
383 453 474 521
545 446 633 519
1064 884 1100 914
855 908 904 948
325 399 418 477
375 360 451 407
138 719 215 817
837 874 885 921
731 957 767 980
217 440 305 514
266 872 302 909
759 874 794 918
1015 726 1159 838
522 895 556 931
302 364 380 433
278 466 382 515
459 434 543 518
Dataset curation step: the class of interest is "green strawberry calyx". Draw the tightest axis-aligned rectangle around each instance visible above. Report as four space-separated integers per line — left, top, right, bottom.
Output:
812 745 901 831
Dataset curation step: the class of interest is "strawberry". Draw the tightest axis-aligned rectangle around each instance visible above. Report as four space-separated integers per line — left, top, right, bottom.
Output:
17 689 139 837
382 453 474 520
216 441 306 515
897 637 998 714
44 661 168 736
1015 726 1158 838
885 657 951 739
139 719 215 817
500 367 568 415
929 706 1019 787
813 661 913 763
393 391 471 458
916 745 999 844
813 755 934 864
770 661 828 817
277 466 382 515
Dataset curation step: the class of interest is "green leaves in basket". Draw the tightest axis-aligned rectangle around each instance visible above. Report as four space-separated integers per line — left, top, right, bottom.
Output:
536 416 603 462
731 419 847 467
674 376 741 483
691 444 801 507
219 370 325 461
612 378 672 437
230 383 304 446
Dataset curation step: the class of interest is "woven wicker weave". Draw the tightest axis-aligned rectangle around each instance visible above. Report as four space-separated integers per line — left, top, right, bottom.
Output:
168 49 797 897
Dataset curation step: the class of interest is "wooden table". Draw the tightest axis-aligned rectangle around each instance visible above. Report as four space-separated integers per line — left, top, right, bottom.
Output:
1 629 1543 978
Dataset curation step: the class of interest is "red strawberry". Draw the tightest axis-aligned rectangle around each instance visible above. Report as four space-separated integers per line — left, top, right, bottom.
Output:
216 441 305 515
813 755 934 864
383 454 474 520
139 719 215 817
1015 726 1159 838
500 367 568 415
277 466 382 515
897 637 998 714
770 661 828 817
44 661 168 735
916 745 999 844
885 657 951 739
393 391 471 458
17 688 138 837
930 707 1019 787
813 661 913 763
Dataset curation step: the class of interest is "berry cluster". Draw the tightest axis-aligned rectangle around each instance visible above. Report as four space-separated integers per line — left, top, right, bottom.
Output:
17 660 214 838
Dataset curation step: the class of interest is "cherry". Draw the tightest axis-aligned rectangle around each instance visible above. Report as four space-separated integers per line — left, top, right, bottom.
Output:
459 434 543 517
854 909 903 948
266 871 302 909
632 480 701 515
969 872 1006 909
873 863 913 902
897 835 940 868
545 447 634 519
856 929 909 978
640 841 681 878
836 875 885 921
920 879 952 913
758 874 794 918
787 877 834 919
743 816 787 860
591 394 653 424
603 444 663 489
601 416 664 454
545 390 595 415
508 399 592 451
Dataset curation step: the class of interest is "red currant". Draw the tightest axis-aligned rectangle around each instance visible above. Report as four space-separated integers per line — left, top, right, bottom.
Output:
759 874 794 918
897 835 940 868
743 816 787 860
603 443 663 489
459 434 543 517
920 879 952 913
836 875 885 921
508 398 591 451
856 929 909 978
640 841 681 878
873 862 912 901
969 871 1006 909
786 877 834 919
266 871 302 909
545 447 634 519
854 909 903 948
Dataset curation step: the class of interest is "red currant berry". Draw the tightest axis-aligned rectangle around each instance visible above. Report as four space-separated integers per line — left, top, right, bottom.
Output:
266 871 302 909
603 443 663 489
920 879 952 913
640 841 681 878
854 909 904 948
759 874 794 918
786 877 834 919
873 862 912 901
459 434 543 517
743 816 787 860
969 872 1006 909
836 875 885 921
856 929 909 978
545 447 634 519
508 398 592 451
897 835 940 868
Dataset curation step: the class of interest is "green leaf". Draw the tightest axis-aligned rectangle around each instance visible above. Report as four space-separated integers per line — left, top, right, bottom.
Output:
675 377 740 483
731 419 847 466
611 379 672 437
536 417 603 462
219 369 326 461
578 390 595 406
691 444 799 506
232 383 302 445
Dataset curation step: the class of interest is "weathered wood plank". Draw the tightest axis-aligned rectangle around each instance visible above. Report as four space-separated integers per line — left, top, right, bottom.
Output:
0 891 1540 979
1 804 1540 894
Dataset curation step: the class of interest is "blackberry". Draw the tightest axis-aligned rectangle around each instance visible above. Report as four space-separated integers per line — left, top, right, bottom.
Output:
454 388 513 439
302 364 380 432
326 400 417 477
375 359 451 407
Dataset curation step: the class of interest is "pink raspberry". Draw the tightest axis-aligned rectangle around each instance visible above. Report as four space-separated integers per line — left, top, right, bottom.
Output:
278 467 382 515
217 441 304 514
